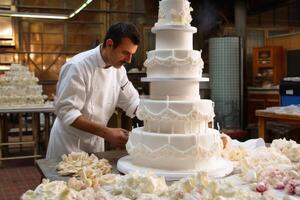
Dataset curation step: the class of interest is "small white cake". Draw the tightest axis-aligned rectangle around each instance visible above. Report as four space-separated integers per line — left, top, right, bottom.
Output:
0 64 47 107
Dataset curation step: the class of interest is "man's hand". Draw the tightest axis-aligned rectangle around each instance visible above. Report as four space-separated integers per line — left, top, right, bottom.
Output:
104 127 129 149
70 116 129 149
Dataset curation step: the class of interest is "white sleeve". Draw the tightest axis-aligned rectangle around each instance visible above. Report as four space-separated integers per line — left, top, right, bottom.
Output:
54 63 86 125
117 72 140 118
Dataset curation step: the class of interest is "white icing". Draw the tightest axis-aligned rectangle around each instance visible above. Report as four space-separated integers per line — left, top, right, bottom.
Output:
271 138 300 162
168 172 262 200
127 128 223 170
21 179 71 200
144 50 203 78
155 0 193 26
240 147 292 178
112 172 168 199
137 98 214 134
56 152 112 177
22 171 115 199
221 145 248 161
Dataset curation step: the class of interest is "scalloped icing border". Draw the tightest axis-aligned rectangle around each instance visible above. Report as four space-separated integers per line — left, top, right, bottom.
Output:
137 103 215 121
144 54 203 69
127 140 222 162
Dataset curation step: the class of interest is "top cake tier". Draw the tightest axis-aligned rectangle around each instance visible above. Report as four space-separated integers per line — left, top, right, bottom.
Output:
155 0 193 27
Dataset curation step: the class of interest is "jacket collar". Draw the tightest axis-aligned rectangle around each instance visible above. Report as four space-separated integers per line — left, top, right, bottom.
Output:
97 44 107 68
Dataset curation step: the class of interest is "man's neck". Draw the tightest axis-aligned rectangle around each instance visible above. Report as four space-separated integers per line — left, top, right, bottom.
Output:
100 45 112 68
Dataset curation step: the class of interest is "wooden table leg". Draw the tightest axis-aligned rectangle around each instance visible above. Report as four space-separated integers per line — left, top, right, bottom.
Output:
0 114 9 166
3 114 8 156
32 113 38 164
0 114 3 166
258 117 266 140
44 113 50 154
18 113 24 151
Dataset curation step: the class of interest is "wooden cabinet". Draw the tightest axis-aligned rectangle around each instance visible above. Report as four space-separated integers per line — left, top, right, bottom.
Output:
247 88 280 124
252 46 285 86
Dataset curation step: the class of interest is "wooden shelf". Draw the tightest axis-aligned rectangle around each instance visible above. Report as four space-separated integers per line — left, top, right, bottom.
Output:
252 46 285 86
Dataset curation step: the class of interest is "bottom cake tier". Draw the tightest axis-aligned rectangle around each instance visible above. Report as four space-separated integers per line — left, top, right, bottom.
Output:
126 127 223 171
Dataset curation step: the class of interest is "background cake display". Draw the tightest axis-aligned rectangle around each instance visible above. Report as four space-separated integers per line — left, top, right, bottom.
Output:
117 0 233 180
0 63 47 107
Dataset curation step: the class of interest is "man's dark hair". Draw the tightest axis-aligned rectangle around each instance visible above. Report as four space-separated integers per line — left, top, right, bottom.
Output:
103 22 140 48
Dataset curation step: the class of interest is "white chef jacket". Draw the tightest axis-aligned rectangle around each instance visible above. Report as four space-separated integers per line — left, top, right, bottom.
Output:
46 45 139 160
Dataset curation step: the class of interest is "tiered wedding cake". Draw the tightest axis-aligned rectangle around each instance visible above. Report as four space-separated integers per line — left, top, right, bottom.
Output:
0 64 47 107
118 0 233 180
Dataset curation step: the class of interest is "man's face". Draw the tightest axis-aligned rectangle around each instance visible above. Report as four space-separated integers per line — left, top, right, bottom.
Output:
107 37 138 68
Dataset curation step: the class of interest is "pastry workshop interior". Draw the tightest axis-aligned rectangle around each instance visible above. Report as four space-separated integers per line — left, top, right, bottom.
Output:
0 0 300 199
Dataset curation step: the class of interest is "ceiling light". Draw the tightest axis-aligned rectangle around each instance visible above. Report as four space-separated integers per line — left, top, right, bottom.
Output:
0 65 10 71
0 10 68 19
11 12 68 19
68 0 93 19
0 0 93 20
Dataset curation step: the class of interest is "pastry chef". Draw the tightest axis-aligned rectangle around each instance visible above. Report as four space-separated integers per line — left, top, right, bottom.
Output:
46 22 140 160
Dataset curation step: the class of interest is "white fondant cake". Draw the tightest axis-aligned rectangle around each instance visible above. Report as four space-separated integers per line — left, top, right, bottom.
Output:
152 26 196 50
0 63 47 107
155 0 193 26
144 50 203 78
127 127 222 170
148 79 200 100
137 98 214 134
118 0 232 177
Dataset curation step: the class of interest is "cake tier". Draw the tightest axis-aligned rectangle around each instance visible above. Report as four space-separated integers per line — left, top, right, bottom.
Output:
152 25 196 50
144 49 203 78
155 0 193 26
137 98 214 134
126 127 223 170
0 95 46 107
0 85 43 96
5 70 34 77
142 77 201 100
10 64 29 71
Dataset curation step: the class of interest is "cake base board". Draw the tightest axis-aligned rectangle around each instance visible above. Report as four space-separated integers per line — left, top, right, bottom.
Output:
117 155 234 181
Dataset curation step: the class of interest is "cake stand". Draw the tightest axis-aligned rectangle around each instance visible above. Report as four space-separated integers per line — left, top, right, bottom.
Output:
117 155 233 181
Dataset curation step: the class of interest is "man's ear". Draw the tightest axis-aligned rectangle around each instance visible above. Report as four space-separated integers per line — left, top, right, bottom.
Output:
106 39 113 48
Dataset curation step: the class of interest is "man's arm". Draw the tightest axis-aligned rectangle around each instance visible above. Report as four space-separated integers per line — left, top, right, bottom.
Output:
71 115 128 148
117 71 140 118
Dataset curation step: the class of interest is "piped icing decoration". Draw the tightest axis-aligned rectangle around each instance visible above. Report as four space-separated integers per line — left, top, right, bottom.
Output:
127 139 221 161
144 50 203 68
126 128 223 162
137 100 215 122
156 0 193 26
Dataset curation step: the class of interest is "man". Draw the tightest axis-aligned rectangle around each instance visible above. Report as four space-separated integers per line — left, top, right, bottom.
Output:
46 22 140 160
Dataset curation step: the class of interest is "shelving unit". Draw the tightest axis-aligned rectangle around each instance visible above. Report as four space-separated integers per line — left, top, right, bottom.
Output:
252 46 285 86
